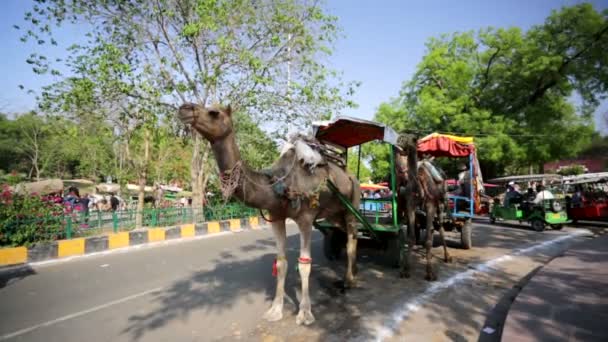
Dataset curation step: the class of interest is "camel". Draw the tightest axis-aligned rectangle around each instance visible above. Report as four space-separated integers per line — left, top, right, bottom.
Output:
395 134 451 281
177 103 361 325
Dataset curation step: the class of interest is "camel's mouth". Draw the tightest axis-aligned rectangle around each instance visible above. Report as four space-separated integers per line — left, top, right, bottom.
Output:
178 103 199 125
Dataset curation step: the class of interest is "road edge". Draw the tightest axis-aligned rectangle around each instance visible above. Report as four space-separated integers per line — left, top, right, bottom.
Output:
0 216 271 267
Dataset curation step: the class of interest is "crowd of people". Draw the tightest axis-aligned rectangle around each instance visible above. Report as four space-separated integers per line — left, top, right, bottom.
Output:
362 189 393 199
502 181 555 207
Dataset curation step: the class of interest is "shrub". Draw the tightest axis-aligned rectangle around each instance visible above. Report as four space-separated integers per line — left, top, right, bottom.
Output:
557 164 586 176
0 184 66 247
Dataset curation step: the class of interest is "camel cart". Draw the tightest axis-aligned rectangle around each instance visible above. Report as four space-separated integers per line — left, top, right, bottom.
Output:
416 133 485 249
311 117 405 265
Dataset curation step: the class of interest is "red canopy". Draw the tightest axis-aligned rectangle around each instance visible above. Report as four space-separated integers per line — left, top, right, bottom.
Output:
417 133 475 158
313 117 398 148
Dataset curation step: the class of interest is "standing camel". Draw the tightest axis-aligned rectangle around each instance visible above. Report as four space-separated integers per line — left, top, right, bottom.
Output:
395 134 451 281
177 103 360 325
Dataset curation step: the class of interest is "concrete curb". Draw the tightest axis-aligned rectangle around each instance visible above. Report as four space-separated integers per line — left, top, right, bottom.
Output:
0 216 271 267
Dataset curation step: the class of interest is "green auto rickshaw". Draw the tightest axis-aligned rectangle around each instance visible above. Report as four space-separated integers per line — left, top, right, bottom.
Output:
488 174 570 231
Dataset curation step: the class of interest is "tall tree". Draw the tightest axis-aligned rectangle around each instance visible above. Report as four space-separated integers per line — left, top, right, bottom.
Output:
22 0 356 220
374 3 606 178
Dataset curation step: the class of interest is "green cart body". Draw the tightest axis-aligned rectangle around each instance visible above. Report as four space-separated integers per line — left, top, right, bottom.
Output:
488 174 571 231
311 117 405 265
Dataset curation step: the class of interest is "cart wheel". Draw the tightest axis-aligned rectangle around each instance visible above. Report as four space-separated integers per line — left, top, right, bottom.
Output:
461 220 472 250
489 216 496 224
323 230 345 261
531 219 545 232
385 229 405 268
552 224 564 230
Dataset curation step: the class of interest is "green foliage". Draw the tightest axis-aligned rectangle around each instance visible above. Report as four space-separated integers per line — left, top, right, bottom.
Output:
346 146 372 182
234 111 279 170
374 3 606 178
0 112 114 180
0 185 64 247
557 164 586 176
21 0 358 135
362 142 391 182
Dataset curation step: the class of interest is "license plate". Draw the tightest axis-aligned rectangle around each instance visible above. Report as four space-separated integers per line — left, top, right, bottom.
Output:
551 213 561 219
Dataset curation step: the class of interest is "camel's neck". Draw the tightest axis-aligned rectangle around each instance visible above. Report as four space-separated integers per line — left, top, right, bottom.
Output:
211 132 241 173
210 133 280 211
407 145 418 178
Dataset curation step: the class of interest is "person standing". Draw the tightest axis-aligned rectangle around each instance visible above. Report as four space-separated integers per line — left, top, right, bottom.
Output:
80 193 91 224
110 193 119 212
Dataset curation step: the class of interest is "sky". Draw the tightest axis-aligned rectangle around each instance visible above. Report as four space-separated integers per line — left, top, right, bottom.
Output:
1 0 607 132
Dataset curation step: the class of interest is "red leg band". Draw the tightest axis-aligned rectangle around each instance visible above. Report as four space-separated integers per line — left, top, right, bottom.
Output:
298 257 312 264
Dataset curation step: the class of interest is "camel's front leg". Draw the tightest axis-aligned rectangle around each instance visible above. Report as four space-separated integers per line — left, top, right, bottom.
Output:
344 216 358 288
400 200 416 278
295 216 315 325
263 219 287 322
424 203 438 281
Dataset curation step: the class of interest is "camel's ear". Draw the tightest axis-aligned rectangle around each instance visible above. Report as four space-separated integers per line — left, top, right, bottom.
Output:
225 104 232 116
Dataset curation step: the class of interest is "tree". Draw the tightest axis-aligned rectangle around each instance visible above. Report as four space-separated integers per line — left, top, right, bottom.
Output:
374 4 606 178
22 0 356 221
0 114 26 174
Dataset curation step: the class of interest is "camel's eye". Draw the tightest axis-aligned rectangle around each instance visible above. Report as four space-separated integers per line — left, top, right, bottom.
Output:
208 109 220 117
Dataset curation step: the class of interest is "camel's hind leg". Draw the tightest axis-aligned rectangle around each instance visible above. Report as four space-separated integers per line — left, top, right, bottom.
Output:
424 202 438 281
344 214 358 288
345 179 361 286
263 219 288 322
295 214 315 326
437 202 452 263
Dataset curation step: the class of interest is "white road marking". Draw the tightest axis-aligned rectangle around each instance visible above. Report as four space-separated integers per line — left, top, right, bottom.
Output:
0 287 163 341
99 264 109 268
374 230 590 341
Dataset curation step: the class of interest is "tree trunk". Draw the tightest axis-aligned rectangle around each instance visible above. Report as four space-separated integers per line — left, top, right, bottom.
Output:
190 133 204 223
135 128 151 229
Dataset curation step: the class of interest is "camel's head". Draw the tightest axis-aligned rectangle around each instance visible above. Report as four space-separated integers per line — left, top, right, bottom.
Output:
178 103 233 142
397 133 418 154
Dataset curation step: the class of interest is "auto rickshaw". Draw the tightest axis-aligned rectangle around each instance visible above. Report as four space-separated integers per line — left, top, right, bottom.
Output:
488 174 570 231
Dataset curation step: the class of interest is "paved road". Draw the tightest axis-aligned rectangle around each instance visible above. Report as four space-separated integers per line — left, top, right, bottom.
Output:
0 221 595 341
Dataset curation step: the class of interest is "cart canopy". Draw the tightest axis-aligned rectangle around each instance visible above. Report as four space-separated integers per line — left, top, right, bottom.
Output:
313 116 398 148
488 174 563 184
417 133 475 158
563 172 608 185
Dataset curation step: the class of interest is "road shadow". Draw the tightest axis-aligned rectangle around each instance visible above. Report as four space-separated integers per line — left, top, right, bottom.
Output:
121 234 296 340
120 223 582 341
0 265 36 289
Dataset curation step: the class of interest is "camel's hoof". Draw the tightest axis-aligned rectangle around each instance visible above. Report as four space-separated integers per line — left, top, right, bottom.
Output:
263 305 283 322
399 270 411 279
425 273 438 282
296 309 315 325
344 276 357 289
445 256 453 263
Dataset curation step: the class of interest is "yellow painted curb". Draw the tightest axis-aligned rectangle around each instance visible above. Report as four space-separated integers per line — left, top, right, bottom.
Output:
0 247 27 265
181 224 195 238
108 232 130 249
229 219 241 231
58 239 85 258
249 217 259 229
148 228 166 242
207 221 221 234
